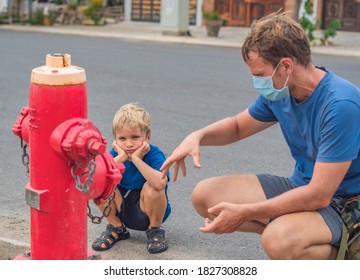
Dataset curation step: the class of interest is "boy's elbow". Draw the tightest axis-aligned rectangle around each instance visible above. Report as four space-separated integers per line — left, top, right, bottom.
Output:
152 179 167 191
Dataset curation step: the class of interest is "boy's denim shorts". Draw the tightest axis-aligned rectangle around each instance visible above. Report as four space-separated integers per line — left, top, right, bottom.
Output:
257 174 360 247
117 186 171 231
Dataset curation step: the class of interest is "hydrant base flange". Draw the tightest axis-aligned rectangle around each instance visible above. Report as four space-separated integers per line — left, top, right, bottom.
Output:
14 250 106 260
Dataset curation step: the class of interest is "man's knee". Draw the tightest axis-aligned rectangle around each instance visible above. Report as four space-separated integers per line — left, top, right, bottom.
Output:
191 179 211 217
261 223 299 260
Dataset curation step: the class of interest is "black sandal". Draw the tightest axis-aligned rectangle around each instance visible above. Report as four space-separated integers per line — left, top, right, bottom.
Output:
92 224 130 251
146 227 168 254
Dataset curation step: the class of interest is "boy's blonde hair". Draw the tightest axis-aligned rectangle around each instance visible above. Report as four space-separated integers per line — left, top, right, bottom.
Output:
112 103 151 137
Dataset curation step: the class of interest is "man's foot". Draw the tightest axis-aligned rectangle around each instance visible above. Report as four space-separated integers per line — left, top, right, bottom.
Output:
146 227 168 254
92 224 130 251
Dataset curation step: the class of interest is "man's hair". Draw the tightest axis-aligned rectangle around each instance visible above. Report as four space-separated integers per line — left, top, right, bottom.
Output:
112 103 151 137
241 12 311 67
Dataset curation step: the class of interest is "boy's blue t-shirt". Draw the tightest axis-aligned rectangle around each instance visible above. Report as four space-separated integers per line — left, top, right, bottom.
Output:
248 69 360 197
109 143 170 191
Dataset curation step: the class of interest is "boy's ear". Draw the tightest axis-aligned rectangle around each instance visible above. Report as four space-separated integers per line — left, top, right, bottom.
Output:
147 132 151 141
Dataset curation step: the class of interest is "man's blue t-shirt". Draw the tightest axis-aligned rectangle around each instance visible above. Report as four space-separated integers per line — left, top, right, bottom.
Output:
248 69 360 197
109 143 170 191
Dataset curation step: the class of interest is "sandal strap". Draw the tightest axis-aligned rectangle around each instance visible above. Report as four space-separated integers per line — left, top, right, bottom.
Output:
146 227 168 254
94 236 113 248
146 227 165 241
92 224 129 251
106 224 127 235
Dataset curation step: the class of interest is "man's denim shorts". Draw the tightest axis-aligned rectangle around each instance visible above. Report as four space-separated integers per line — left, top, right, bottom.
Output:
257 174 360 247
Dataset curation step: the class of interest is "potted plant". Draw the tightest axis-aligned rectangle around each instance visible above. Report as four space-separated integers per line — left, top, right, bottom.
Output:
203 10 224 37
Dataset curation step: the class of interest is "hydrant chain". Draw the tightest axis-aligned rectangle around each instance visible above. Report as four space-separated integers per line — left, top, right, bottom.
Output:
71 159 96 194
87 190 116 224
20 138 30 176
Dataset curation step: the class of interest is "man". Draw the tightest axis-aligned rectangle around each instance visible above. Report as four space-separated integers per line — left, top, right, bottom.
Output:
160 13 360 259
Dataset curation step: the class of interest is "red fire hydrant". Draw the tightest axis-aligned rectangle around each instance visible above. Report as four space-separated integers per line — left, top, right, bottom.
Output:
12 54 124 260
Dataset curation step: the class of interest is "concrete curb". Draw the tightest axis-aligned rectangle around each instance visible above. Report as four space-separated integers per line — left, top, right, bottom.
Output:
0 236 30 247
0 24 243 48
1 24 360 57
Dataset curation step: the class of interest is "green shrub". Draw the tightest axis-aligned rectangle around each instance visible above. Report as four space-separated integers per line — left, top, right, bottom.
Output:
67 0 79 10
323 19 341 40
299 0 340 45
203 10 221 21
83 4 102 25
299 0 320 42
30 9 45 25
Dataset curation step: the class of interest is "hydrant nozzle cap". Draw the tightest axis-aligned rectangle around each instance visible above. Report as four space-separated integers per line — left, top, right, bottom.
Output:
31 54 86 86
46 54 71 68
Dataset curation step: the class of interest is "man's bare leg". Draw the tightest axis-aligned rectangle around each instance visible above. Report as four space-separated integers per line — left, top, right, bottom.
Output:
262 211 338 259
191 174 269 233
191 174 337 259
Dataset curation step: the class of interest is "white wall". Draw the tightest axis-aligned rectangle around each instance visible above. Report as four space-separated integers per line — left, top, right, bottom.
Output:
124 0 131 21
0 0 8 13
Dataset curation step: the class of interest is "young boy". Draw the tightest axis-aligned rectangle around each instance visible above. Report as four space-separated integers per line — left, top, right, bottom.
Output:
92 103 171 254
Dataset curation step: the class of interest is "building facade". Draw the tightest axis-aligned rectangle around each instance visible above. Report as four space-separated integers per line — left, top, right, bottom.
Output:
3 0 360 31
205 0 360 31
127 0 360 31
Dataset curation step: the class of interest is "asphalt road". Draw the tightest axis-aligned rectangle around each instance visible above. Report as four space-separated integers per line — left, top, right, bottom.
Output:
1 29 359 260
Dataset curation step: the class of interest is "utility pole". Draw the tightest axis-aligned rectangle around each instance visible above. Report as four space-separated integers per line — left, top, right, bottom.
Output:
28 0 33 23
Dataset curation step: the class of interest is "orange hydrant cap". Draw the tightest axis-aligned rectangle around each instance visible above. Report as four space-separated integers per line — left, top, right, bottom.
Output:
31 54 86 86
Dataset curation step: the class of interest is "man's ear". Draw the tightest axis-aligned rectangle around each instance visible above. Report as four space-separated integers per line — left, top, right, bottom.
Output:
282 57 293 73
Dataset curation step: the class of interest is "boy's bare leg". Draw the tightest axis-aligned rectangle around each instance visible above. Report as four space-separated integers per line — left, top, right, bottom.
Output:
191 174 337 259
92 188 128 250
140 182 167 228
140 183 169 254
97 188 124 227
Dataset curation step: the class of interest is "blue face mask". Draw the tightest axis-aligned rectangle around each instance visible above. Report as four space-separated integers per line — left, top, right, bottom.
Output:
252 62 290 101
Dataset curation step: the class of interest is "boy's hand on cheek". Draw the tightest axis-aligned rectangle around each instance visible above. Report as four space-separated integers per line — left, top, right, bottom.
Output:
131 141 150 161
112 140 128 162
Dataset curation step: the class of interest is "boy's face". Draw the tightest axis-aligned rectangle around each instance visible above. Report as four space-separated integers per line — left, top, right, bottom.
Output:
115 125 148 157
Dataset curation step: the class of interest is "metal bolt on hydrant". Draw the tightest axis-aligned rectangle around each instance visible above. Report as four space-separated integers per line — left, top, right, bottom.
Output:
12 54 125 260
